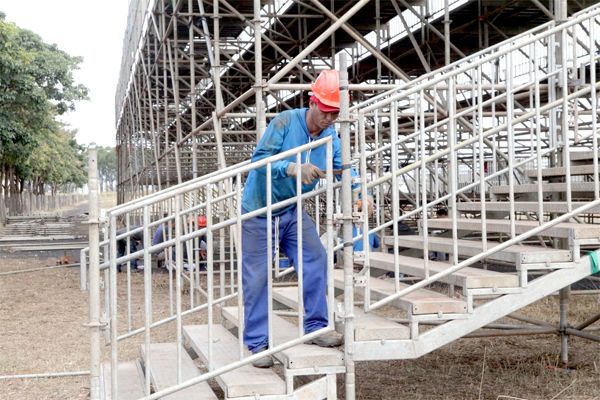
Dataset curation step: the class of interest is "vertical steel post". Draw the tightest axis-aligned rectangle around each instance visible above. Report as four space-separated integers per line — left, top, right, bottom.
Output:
254 0 266 141
80 248 87 292
444 0 450 66
555 0 571 366
339 54 355 400
295 153 304 336
189 0 198 181
88 145 101 400
109 215 118 400
143 205 152 396
560 286 570 364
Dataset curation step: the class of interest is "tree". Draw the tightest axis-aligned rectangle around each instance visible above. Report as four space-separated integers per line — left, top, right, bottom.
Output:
97 146 116 192
0 13 89 214
28 123 87 195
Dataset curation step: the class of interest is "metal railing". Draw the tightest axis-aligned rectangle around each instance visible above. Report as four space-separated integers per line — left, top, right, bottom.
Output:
97 136 339 399
350 3 600 312
87 4 600 398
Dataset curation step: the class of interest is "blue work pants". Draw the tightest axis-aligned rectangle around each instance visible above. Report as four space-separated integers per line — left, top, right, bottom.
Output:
241 206 328 353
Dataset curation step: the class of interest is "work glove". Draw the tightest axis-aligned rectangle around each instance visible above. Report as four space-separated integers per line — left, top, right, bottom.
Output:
355 195 374 216
287 162 325 185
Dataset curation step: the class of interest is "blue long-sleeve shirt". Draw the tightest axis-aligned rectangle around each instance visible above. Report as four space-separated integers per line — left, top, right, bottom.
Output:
242 108 356 215
352 225 380 252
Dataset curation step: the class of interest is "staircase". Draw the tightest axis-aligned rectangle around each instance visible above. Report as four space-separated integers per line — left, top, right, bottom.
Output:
92 3 600 399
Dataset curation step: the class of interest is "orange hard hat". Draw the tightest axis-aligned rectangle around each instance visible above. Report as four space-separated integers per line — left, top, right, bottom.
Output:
311 70 340 110
197 215 207 228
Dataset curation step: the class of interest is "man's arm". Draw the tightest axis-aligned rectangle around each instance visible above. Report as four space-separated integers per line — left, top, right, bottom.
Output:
252 113 292 179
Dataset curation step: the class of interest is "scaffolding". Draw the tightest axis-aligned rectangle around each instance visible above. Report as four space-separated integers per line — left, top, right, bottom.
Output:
114 0 597 205
95 1 600 398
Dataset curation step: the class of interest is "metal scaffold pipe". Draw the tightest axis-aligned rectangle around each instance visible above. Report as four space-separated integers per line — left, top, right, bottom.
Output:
339 54 356 400
87 144 101 400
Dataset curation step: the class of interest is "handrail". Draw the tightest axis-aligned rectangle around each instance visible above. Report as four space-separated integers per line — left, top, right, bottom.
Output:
110 137 331 216
352 7 600 314
366 199 600 312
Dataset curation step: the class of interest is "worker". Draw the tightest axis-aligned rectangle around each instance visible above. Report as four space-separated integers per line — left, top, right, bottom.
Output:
152 215 207 270
241 70 372 368
116 226 144 272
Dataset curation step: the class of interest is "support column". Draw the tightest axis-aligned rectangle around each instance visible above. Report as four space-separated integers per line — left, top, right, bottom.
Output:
254 0 266 141
444 0 450 66
339 54 355 400
555 0 570 366
559 286 570 365
88 145 101 400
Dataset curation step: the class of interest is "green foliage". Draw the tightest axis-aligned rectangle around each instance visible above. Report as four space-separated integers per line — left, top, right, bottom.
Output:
0 13 89 195
28 123 87 193
97 146 116 191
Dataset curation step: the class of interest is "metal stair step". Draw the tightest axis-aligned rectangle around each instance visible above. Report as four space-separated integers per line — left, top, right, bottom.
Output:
353 250 600 361
456 201 600 214
272 286 410 341
426 218 600 240
381 235 572 265
332 269 468 315
359 250 520 288
100 360 145 400
139 343 218 400
221 306 345 369
524 164 598 177
183 325 286 398
570 151 599 161
489 181 596 195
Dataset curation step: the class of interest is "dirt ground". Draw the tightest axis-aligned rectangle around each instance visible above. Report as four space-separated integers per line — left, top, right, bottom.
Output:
1 196 599 399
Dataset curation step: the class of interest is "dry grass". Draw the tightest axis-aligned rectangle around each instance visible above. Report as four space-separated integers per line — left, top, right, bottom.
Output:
1 256 598 399
1 196 599 399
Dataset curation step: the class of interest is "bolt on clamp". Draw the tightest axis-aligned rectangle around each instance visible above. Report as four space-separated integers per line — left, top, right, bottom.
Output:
333 213 361 224
353 274 367 287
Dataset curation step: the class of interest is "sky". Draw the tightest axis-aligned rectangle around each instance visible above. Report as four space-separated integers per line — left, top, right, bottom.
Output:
0 0 131 147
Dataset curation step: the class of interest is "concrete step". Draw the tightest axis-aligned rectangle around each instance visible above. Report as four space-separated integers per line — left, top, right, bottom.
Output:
333 269 468 315
359 250 519 289
183 325 286 398
100 360 145 400
426 218 600 240
221 306 345 369
139 343 217 400
272 286 410 341
456 201 600 214
381 235 572 265
524 164 598 178
489 181 596 195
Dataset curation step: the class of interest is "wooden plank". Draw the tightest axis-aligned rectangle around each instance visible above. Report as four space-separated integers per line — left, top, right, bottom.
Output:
456 201 600 214
381 235 572 264
359 251 519 289
221 306 345 369
139 343 217 400
183 325 286 398
426 218 600 240
332 270 467 315
523 164 597 177
272 287 410 341
489 182 596 194
100 361 145 400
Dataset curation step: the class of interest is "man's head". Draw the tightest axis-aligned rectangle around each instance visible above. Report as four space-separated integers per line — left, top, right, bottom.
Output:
197 215 207 228
307 70 340 135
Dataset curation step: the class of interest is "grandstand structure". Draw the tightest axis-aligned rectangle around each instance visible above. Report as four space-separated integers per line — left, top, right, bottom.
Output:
90 0 600 399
